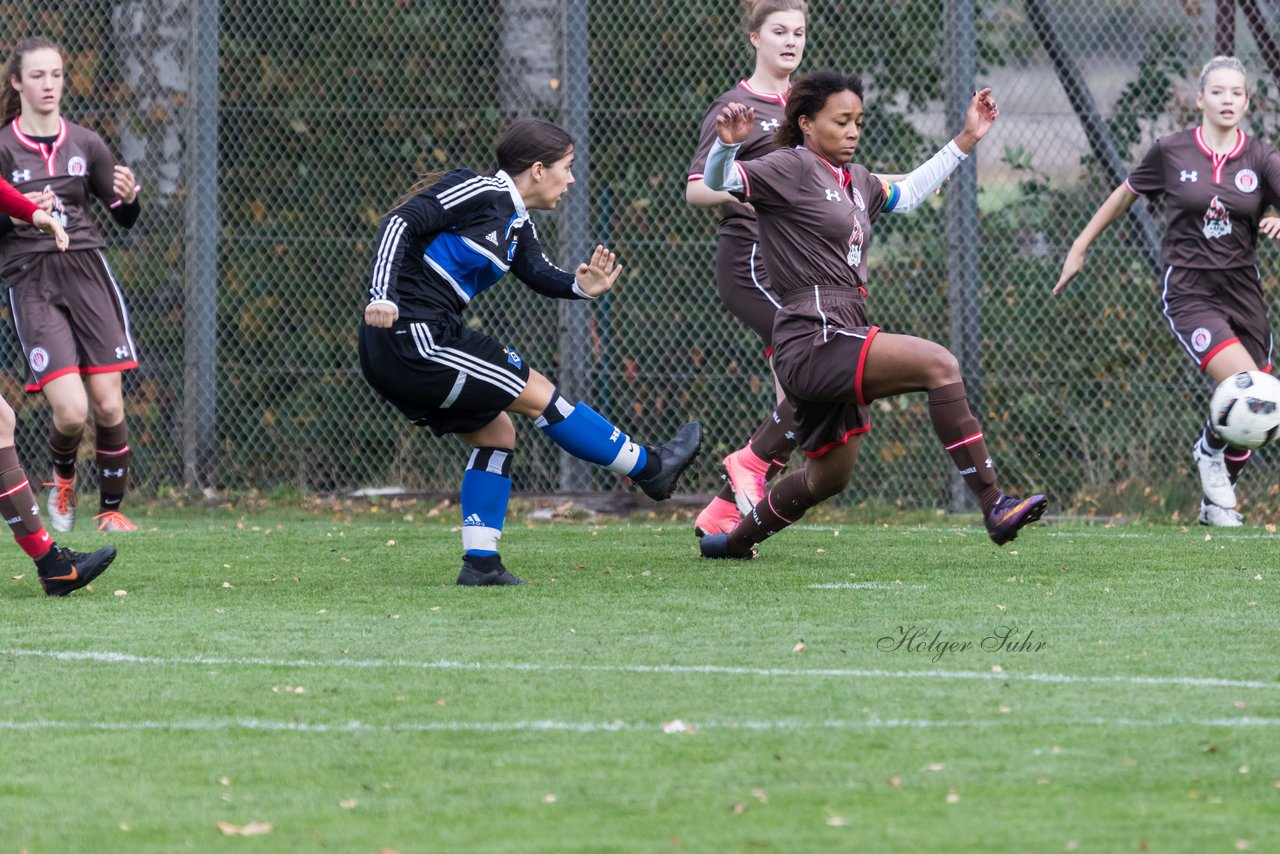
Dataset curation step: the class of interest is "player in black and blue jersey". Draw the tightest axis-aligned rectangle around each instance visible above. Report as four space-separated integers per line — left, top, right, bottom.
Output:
359 118 701 586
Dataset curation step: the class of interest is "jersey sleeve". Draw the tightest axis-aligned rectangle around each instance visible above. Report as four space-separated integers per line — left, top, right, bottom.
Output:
855 167 889 225
0 177 38 222
687 98 725 181
1262 147 1280 213
510 221 586 300
735 149 799 211
85 132 121 205
1124 138 1166 200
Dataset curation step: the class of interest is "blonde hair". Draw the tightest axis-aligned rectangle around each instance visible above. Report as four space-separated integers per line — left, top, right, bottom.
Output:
746 0 808 34
1198 55 1247 92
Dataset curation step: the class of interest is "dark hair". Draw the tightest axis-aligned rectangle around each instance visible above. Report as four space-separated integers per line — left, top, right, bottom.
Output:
746 0 808 35
2 37 63 126
776 70 864 149
391 117 574 211
495 117 573 176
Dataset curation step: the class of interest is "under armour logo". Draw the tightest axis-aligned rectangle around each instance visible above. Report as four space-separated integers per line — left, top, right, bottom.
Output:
11 169 29 183
115 346 130 359
824 189 841 202
1180 170 1198 183
760 119 780 132
103 468 126 478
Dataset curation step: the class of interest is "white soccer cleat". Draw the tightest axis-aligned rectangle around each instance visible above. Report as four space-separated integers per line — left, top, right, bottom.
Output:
1191 441 1236 509
1198 500 1242 528
46 474 77 533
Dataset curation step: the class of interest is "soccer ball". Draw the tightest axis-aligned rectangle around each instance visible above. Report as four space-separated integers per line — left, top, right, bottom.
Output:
1209 371 1280 449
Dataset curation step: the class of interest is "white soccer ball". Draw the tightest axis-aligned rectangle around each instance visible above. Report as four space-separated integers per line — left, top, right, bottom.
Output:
1209 370 1280 449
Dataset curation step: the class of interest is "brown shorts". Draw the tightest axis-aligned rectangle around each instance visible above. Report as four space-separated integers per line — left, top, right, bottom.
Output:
771 287 879 457
1160 265 1273 371
715 223 782 353
6 249 138 391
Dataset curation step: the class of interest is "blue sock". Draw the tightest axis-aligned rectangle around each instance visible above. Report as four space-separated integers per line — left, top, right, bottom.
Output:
461 447 513 556
535 390 651 478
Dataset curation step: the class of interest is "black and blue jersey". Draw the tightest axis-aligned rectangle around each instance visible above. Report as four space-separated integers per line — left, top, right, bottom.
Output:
367 168 587 319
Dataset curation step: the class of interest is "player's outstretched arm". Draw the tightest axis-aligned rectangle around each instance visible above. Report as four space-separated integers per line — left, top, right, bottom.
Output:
574 245 623 298
1259 216 1280 240
1054 183 1139 294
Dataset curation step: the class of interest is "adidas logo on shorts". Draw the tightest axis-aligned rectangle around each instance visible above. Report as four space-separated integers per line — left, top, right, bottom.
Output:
485 231 498 246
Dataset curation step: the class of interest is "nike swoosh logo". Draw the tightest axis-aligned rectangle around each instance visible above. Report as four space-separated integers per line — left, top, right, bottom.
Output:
46 566 78 582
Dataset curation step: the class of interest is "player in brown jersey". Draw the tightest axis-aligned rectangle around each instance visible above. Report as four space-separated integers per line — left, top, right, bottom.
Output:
686 0 807 538
1055 57 1280 527
0 174 116 594
698 71 1047 559
0 38 143 534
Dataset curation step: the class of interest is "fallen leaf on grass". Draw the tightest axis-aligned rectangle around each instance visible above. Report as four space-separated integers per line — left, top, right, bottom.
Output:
751 789 768 803
542 794 557 804
114 590 127 597
792 642 806 654
925 763 945 772
119 823 130 831
731 803 745 815
219 777 230 786
217 821 272 837
887 776 902 788
339 799 357 810
222 582 232 589
11 574 23 581
945 789 960 804
825 815 847 827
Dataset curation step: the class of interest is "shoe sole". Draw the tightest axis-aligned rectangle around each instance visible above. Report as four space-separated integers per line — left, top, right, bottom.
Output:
988 496 1047 545
641 425 703 501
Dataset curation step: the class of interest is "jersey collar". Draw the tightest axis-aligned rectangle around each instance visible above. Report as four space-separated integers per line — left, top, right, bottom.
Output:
1193 126 1247 184
495 169 529 234
797 145 852 188
738 79 790 106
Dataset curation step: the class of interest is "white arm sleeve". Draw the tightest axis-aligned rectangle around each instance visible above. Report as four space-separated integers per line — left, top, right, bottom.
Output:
703 139 745 193
888 140 968 214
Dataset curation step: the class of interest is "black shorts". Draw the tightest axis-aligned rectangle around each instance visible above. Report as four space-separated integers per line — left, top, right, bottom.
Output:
771 288 878 457
715 228 782 353
1161 265 1274 371
359 312 530 436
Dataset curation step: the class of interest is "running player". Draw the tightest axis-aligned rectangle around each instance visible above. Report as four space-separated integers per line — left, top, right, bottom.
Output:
361 118 702 585
0 37 143 534
698 71 1047 559
687 0 808 537
1055 56 1280 527
0 171 116 594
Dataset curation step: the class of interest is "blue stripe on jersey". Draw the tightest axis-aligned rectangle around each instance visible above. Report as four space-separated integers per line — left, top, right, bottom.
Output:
423 232 506 302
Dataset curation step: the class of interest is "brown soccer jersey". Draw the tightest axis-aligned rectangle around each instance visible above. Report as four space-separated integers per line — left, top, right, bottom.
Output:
733 146 887 297
688 80 789 237
0 118 122 276
1125 127 1280 270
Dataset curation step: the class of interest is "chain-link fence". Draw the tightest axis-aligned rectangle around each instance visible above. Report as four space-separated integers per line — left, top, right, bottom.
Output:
3 0 1280 517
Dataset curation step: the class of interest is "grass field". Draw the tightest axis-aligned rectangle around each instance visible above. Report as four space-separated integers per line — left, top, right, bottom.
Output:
1 504 1278 853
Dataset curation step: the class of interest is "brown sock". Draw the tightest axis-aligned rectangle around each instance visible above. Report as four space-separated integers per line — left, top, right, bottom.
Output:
715 482 735 503
727 470 821 553
928 382 1001 513
0 446 52 558
1225 448 1251 486
748 397 799 464
95 420 130 512
50 426 82 480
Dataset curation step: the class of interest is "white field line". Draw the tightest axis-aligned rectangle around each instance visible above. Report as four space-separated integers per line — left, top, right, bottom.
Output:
808 582 929 590
7 648 1279 691
0 716 1277 736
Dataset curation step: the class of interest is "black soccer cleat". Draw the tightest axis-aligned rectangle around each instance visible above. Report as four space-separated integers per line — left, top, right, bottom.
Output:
456 553 525 586
698 533 757 560
983 493 1048 546
634 422 703 501
38 545 117 597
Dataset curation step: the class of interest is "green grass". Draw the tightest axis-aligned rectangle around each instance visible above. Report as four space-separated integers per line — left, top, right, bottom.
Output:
1 506 1278 852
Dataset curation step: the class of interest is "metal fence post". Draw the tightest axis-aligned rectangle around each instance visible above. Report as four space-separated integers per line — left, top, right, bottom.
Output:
558 0 592 491
183 0 219 489
945 0 980 513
